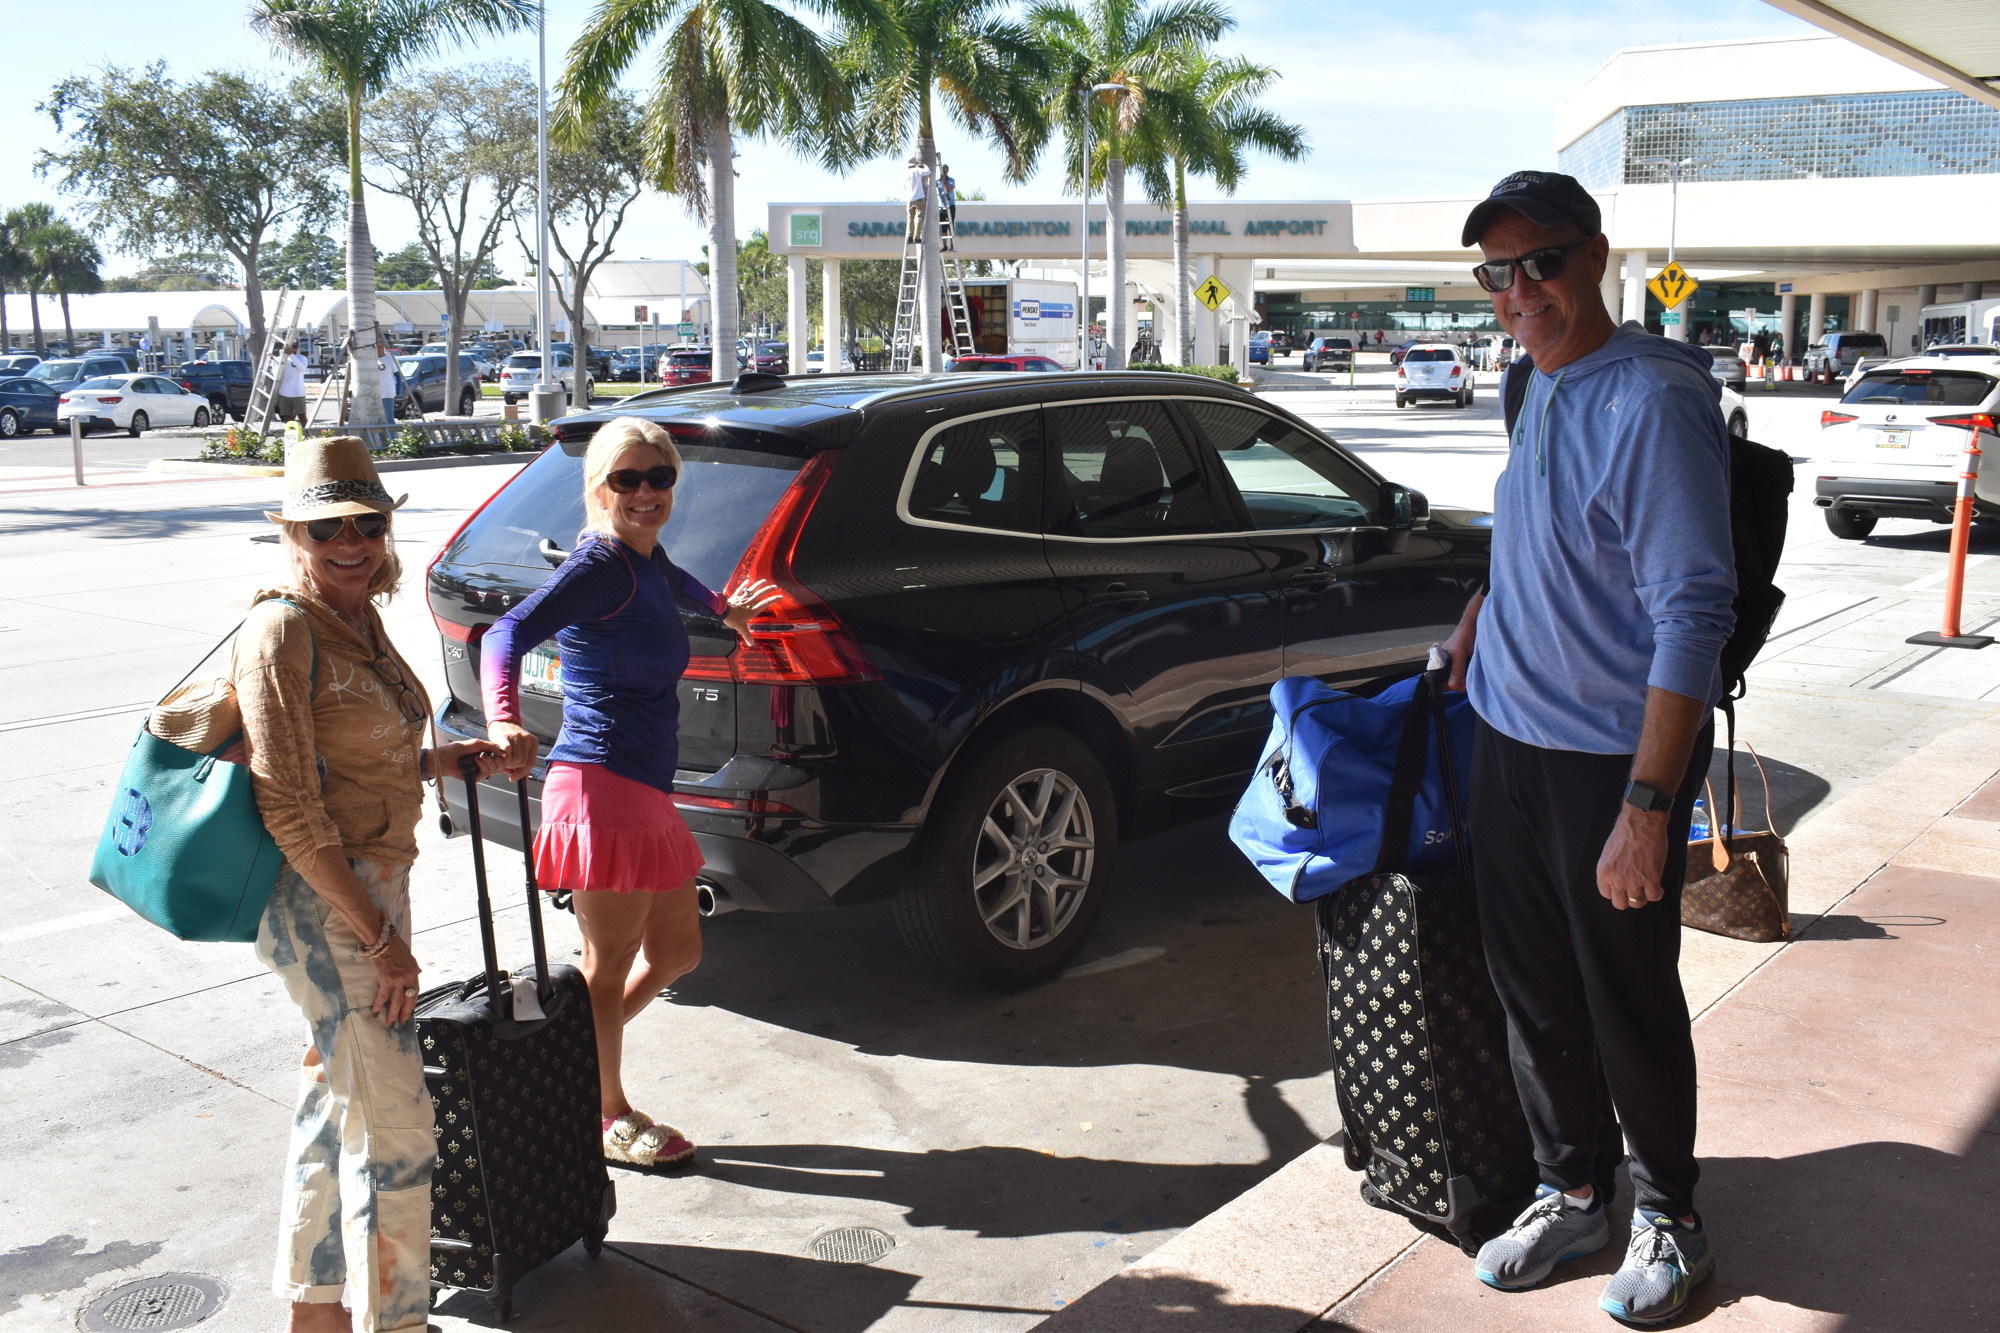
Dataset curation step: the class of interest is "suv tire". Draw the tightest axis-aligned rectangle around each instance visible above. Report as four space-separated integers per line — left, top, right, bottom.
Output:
458 386 477 416
1825 508 1877 540
895 724 1117 989
1395 392 1408 409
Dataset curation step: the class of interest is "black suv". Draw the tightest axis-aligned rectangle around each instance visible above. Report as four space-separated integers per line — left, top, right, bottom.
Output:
1301 337 1354 372
172 360 255 420
428 372 1488 986
396 354 483 417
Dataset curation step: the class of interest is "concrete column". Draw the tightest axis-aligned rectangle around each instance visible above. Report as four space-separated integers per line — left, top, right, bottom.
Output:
1963 282 1985 302
1807 292 1827 347
1622 250 1647 325
786 253 808 375
821 259 842 365
1916 284 1937 310
1192 254 1218 365
1779 292 1798 361
1858 288 1879 333
1216 258 1256 372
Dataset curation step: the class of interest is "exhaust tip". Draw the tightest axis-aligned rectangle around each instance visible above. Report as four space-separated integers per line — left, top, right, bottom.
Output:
695 879 738 917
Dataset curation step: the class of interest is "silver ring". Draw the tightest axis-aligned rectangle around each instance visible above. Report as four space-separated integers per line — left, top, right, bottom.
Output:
403 987 418 998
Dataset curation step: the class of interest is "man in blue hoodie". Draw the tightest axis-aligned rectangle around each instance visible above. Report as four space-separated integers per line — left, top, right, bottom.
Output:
1440 171 1734 1326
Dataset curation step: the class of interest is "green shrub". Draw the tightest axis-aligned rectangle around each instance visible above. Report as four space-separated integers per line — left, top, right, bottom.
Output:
1127 362 1240 382
496 423 532 452
383 425 429 459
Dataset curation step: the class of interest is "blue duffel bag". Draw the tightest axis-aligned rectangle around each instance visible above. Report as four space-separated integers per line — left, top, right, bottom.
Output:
1229 657 1473 902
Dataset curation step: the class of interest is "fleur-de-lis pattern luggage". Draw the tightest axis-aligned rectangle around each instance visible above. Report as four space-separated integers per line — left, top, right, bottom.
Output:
415 769 615 1322
1316 870 1538 1253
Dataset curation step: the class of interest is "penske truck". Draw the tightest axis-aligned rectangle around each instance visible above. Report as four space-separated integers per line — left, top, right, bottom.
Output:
958 278 1082 368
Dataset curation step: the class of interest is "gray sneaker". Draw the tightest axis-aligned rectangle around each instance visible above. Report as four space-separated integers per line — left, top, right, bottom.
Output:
1598 1209 1714 1325
1475 1185 1610 1291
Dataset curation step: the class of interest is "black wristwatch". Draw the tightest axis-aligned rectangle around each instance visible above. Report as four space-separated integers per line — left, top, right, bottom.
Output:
1623 780 1673 814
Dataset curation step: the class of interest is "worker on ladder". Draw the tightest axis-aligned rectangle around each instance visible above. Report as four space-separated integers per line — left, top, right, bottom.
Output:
938 164 957 252
904 156 930 244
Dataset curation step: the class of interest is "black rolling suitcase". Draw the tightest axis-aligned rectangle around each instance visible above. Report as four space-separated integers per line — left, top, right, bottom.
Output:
1315 669 1538 1254
415 764 616 1321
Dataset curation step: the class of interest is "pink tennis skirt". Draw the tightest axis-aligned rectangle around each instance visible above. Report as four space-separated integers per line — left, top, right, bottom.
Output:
534 761 703 894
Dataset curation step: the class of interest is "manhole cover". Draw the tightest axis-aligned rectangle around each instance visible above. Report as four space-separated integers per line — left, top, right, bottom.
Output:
78 1274 225 1332
809 1227 895 1265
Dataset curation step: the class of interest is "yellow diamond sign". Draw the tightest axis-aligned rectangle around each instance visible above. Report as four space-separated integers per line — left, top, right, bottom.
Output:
1195 275 1232 312
1647 262 1696 310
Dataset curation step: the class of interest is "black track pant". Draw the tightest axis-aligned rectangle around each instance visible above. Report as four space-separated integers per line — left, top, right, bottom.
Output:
1470 717 1710 1219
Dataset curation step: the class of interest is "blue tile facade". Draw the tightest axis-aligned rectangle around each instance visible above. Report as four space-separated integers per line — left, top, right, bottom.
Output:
1560 89 2000 187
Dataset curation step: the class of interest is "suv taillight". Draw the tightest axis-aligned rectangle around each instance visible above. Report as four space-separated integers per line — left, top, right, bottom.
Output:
1820 410 1857 428
1449 365 1461 377
1930 412 1997 435
684 452 879 686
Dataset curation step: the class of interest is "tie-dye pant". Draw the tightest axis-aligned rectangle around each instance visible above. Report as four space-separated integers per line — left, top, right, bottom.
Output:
257 858 435 1332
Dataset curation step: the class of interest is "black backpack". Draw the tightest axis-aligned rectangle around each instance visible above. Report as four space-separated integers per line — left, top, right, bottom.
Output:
1500 356 1793 700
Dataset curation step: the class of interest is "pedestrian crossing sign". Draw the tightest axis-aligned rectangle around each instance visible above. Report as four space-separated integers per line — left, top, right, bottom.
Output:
1196 276 1232 311
1647 262 1696 310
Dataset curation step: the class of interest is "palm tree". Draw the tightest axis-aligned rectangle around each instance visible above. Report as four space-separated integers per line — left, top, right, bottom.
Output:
0 212 32 351
1032 0 1225 369
6 204 58 354
558 0 851 378
251 0 537 425
838 0 1052 371
39 221 103 351
1128 48 1305 364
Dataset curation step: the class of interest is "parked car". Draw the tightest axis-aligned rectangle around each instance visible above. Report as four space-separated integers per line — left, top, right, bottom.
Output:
1812 358 2000 539
425 371 1488 987
657 347 715 386
751 342 788 374
1247 332 1270 366
1396 344 1473 407
612 344 673 381
806 347 857 374
1266 330 1295 355
0 353 41 376
1389 340 1421 366
1917 343 2000 359
1718 383 1749 440
1803 331 1889 383
172 360 256 421
1301 337 1354 373
29 355 135 397
551 341 614 380
946 354 1066 373
0 377 62 435
58 373 214 435
395 355 484 418
499 351 588 406
1704 345 1748 391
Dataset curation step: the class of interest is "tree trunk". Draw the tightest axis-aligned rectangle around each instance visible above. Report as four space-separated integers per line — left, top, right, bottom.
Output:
28 283 44 355
237 240 267 366
566 263 590 400
706 119 738 378
442 274 463 415
1106 152 1126 370
1 279 10 348
344 89 384 425
1174 161 1193 365
59 291 74 350
917 112 942 372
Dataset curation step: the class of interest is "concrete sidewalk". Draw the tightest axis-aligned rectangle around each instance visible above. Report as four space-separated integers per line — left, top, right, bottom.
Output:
1037 711 2000 1332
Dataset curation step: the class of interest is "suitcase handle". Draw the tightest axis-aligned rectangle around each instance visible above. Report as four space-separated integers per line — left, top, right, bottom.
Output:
458 757 555 1025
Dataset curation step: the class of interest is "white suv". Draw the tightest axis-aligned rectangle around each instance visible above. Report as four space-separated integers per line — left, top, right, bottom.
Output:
1813 356 2000 539
499 351 590 407
1396 344 1472 408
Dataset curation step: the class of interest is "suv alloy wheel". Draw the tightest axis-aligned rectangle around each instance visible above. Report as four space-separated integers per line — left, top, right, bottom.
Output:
1825 508 1877 540
896 725 1117 988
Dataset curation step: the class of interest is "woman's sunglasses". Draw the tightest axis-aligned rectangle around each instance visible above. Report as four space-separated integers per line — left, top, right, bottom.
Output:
1471 239 1591 294
303 513 390 543
606 465 678 493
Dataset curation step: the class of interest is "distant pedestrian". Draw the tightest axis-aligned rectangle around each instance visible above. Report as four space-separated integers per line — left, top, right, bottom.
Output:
1449 170 1731 1326
228 437 502 1333
938 163 958 249
375 345 399 426
904 155 931 244
273 341 309 425
481 418 780 1170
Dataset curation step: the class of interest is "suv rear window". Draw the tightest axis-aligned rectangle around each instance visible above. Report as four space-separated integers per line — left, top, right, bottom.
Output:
445 428 808 592
506 354 540 369
1841 370 1995 407
1404 348 1456 362
1834 334 1887 351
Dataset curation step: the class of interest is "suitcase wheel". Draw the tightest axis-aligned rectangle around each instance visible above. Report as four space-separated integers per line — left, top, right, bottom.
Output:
584 1227 605 1258
486 1289 513 1323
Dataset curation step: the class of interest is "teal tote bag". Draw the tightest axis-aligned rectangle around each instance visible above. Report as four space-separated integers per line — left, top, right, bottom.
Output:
88 602 314 944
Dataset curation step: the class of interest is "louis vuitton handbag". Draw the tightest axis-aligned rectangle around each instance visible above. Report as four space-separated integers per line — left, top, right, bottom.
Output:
1682 744 1789 943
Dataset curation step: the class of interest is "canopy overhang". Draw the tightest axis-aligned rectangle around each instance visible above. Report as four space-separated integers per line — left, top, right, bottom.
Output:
1760 0 2000 111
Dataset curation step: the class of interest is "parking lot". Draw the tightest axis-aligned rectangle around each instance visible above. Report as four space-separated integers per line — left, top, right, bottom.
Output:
3 360 1996 1331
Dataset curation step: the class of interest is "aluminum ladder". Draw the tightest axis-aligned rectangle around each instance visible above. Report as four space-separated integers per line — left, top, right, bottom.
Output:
244 290 303 436
888 211 978 373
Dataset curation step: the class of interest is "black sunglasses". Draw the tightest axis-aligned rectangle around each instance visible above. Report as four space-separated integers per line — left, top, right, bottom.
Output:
303 513 390 543
1472 239 1591 294
606 465 678 494
367 648 427 728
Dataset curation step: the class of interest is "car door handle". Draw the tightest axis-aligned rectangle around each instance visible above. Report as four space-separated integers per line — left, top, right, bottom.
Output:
539 539 568 566
1288 567 1336 591
1088 584 1150 607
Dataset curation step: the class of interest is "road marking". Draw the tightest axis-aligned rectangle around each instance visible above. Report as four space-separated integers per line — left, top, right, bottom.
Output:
0 701 151 732
1061 945 1166 979
0 904 129 946
1900 554 1992 591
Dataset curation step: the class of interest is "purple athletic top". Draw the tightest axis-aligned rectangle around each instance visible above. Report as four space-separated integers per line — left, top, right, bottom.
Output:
482 533 727 796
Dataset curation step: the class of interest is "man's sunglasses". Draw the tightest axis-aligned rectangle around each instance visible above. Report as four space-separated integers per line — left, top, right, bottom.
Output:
303 513 390 543
1472 239 1591 294
606 465 678 494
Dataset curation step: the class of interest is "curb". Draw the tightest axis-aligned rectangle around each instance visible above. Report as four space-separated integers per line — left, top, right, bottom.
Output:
149 452 530 479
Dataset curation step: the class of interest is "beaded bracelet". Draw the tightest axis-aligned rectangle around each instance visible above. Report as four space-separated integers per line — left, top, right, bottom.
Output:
358 917 397 960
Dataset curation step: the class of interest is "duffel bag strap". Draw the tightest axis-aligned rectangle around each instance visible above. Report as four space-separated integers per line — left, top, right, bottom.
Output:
1373 671 1437 874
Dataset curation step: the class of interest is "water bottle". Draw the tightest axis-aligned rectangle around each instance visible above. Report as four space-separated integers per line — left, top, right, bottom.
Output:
1689 798 1710 841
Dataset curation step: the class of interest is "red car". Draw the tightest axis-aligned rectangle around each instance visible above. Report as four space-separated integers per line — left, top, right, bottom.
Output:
947 354 1067 373
658 348 714 385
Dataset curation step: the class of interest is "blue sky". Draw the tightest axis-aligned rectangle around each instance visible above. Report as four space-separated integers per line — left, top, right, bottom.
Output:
0 0 1822 274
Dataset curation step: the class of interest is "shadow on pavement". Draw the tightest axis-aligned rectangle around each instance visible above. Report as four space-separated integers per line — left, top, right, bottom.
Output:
698 1076 1321 1239
1701 745 1830 836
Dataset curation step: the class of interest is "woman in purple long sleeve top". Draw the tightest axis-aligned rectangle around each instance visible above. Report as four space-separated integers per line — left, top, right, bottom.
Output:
482 417 773 1169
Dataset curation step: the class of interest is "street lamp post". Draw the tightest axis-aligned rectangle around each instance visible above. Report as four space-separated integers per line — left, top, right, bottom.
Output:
529 7 563 424
1079 81 1128 370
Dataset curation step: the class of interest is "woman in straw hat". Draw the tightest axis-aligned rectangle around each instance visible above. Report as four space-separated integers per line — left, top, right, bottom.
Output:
236 435 503 1333
481 417 776 1169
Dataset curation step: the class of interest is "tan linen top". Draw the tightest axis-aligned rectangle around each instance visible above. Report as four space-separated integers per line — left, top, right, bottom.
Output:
232 586 434 870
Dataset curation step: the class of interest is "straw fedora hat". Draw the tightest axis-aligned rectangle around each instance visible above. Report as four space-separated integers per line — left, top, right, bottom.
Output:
264 435 408 524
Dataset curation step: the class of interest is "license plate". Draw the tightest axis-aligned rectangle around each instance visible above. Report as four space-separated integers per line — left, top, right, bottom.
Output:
1876 429 1910 449
521 645 562 695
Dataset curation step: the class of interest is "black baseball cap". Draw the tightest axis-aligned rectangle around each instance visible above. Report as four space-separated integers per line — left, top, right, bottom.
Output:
1461 171 1602 248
